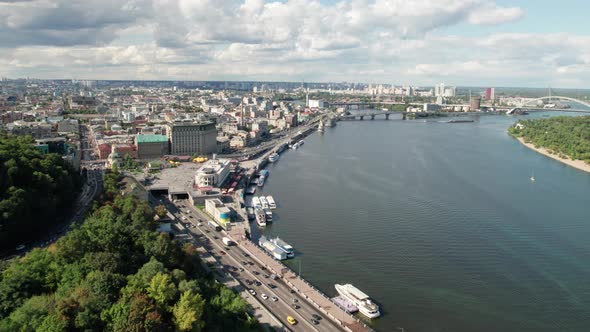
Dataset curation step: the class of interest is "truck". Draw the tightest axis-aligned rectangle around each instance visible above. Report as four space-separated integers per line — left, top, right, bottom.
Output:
208 220 222 231
222 237 233 246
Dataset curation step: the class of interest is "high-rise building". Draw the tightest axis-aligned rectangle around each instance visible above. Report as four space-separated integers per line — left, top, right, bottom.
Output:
470 96 481 111
435 83 445 97
485 87 496 101
167 121 217 155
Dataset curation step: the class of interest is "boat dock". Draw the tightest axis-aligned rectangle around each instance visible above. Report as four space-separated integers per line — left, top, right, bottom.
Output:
332 296 359 313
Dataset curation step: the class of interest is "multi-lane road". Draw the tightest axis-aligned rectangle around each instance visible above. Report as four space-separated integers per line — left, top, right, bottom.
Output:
161 198 345 332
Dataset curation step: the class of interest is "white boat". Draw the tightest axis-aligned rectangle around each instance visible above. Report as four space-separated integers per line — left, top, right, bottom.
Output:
334 284 380 319
291 142 299 150
270 237 294 258
255 207 266 226
264 209 273 222
259 196 269 209
268 152 280 163
266 196 277 209
298 140 304 146
257 175 266 187
252 197 261 209
530 170 535 182
259 236 286 260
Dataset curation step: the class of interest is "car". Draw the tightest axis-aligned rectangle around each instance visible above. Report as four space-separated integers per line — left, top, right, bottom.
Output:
242 261 248 265
224 246 230 250
213 235 219 239
291 298 298 303
287 316 297 325
312 314 322 320
244 253 250 257
267 283 276 289
197 222 203 226
204 230 210 233
261 293 268 300
270 274 278 280
263 274 269 278
254 281 262 286
248 289 256 295
220 251 226 255
271 296 278 302
260 266 267 271
292 304 300 309
290 289 296 294
252 271 260 275
311 319 320 325
239 267 244 272
246 280 253 285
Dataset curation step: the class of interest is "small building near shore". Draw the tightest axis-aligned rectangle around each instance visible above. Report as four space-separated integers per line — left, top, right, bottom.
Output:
205 198 232 227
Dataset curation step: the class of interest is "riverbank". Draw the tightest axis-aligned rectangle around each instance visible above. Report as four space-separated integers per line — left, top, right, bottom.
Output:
516 137 590 174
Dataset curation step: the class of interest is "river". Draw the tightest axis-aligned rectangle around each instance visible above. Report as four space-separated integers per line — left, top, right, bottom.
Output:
253 112 590 332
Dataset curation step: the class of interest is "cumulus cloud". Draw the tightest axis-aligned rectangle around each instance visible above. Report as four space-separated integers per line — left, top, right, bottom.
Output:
3 0 589 87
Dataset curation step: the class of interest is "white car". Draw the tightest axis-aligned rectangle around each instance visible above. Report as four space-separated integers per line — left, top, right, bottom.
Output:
261 293 269 300
271 296 278 302
248 289 256 296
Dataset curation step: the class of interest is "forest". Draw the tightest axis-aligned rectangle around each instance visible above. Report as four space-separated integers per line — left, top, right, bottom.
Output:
0 171 260 331
0 135 81 251
508 116 590 164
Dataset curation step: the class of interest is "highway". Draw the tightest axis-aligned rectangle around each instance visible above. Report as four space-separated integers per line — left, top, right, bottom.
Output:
162 198 345 332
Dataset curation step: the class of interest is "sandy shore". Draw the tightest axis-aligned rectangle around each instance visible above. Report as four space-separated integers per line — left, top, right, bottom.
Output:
517 137 590 174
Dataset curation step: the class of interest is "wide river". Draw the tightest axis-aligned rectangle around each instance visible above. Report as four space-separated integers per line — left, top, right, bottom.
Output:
254 112 590 332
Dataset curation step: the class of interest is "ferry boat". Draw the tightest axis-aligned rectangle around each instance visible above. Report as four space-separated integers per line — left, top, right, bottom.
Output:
259 236 287 260
270 237 294 258
291 142 300 150
255 208 266 226
252 196 261 209
266 196 277 209
264 209 273 222
259 196 270 209
334 284 380 319
268 152 280 163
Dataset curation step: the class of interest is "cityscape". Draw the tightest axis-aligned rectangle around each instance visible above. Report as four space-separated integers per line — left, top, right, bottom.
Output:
1 1 590 332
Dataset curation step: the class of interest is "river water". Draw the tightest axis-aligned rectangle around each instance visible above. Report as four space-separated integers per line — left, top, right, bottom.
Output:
254 112 590 332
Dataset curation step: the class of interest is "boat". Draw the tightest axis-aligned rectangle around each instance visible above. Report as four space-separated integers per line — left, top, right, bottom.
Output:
447 119 475 123
270 237 294 258
326 117 336 127
291 142 300 150
318 119 325 133
252 197 261 209
257 175 266 187
259 196 270 209
277 143 288 153
259 236 287 260
530 170 535 182
255 207 266 226
264 209 273 222
298 140 304 146
268 152 280 163
266 196 277 209
334 284 380 319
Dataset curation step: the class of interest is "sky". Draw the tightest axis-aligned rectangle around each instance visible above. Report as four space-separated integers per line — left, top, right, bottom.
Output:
1 0 589 88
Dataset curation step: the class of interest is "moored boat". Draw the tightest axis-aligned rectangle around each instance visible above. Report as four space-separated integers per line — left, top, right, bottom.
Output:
334 284 380 319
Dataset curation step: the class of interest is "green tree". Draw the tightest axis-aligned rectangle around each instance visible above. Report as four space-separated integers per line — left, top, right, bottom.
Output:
147 272 177 307
173 290 205 331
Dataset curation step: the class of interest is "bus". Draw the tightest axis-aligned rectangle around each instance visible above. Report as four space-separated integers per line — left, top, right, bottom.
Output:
208 220 222 231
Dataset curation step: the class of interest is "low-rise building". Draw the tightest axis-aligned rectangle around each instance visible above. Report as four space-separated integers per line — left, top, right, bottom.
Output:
194 158 231 188
205 198 232 227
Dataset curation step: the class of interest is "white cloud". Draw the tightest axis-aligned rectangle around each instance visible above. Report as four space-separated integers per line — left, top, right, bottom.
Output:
4 0 590 87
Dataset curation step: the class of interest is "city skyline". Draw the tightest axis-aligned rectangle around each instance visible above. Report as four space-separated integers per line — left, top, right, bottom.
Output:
1 0 590 88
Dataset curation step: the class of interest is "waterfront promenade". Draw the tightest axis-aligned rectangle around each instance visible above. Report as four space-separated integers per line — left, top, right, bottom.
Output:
228 221 372 332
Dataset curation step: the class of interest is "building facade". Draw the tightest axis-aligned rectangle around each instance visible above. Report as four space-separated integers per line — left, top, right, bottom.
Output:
167 121 217 155
136 134 169 159
194 159 231 188
205 198 232 227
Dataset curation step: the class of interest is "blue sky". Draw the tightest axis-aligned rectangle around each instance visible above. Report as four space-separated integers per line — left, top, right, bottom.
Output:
1 0 590 88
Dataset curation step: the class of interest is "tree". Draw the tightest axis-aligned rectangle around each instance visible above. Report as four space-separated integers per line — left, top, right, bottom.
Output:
147 272 177 307
155 204 167 217
173 290 205 331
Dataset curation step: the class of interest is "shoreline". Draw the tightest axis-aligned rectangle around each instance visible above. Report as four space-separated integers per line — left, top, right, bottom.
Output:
516 137 590 174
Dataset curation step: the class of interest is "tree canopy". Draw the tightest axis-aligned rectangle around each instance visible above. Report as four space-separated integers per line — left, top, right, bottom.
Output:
508 116 590 163
0 134 81 251
0 173 261 331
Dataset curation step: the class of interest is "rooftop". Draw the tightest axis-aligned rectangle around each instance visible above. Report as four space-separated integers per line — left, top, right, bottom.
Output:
136 134 168 143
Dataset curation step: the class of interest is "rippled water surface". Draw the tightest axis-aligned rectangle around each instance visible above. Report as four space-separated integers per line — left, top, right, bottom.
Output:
255 113 590 332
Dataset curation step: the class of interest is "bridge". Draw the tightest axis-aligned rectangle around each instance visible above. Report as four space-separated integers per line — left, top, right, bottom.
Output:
339 110 444 120
507 96 590 114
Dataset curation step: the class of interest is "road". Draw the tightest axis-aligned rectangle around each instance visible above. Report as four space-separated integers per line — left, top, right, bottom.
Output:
162 199 345 332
